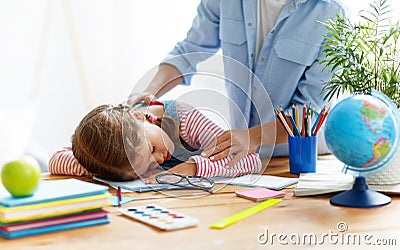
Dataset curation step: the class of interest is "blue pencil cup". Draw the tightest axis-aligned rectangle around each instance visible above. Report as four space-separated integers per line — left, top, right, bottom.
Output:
288 136 317 174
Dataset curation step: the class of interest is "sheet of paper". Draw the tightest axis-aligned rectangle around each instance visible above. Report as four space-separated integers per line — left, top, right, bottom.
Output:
214 174 298 190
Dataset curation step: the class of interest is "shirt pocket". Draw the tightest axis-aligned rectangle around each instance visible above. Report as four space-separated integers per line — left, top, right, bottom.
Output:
274 35 321 66
219 18 247 46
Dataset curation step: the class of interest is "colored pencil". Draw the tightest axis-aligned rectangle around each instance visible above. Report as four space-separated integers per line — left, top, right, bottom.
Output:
292 104 296 122
275 109 294 137
295 105 300 129
279 106 292 129
307 110 312 137
117 186 122 207
311 106 325 134
301 104 306 137
287 111 301 137
304 113 309 137
312 107 330 136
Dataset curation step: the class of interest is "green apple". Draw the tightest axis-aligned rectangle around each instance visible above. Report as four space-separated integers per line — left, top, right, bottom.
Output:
1 155 41 197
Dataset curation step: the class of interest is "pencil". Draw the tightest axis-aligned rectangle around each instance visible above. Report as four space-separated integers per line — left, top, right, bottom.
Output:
275 109 294 137
292 104 296 121
301 104 306 137
295 105 300 129
311 106 325 134
279 106 290 126
117 186 122 207
287 111 301 137
312 107 330 136
304 113 309 137
307 110 312 137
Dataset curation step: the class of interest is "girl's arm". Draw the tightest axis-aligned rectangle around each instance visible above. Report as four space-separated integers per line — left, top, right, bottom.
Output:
190 153 262 178
48 147 92 176
178 105 263 178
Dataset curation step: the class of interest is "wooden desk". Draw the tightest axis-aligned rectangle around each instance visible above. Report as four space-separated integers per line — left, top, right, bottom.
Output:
1 158 399 249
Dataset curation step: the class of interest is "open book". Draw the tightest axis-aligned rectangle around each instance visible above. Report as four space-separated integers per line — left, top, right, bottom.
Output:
294 156 400 196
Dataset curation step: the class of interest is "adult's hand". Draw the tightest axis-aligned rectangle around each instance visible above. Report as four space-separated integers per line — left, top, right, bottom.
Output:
127 64 184 107
126 92 156 107
201 129 261 168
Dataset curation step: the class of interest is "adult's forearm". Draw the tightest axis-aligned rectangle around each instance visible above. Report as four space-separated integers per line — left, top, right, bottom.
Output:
145 64 184 97
249 119 289 148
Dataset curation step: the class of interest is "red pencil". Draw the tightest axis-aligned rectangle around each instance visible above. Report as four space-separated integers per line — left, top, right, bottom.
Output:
312 107 330 136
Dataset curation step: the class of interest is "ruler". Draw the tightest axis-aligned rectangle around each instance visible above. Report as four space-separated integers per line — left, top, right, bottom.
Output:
209 198 281 229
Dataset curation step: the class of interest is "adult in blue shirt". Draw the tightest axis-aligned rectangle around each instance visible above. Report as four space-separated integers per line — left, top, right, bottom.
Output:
128 0 347 167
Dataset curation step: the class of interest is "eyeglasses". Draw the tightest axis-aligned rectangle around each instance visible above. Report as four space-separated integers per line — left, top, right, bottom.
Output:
156 173 214 193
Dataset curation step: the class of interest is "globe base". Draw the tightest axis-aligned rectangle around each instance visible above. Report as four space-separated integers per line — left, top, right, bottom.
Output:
330 176 391 208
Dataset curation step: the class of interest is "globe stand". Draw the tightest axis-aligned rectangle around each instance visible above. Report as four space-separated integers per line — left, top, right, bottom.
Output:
330 176 391 208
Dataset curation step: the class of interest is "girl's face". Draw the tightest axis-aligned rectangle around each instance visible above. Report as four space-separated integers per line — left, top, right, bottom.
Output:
133 121 175 176
145 122 175 165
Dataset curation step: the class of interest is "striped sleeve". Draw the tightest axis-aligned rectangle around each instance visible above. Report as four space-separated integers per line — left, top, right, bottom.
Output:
177 103 262 178
48 147 92 176
178 103 224 149
190 153 262 178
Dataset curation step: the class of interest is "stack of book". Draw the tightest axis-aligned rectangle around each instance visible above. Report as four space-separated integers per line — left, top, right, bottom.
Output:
0 179 111 239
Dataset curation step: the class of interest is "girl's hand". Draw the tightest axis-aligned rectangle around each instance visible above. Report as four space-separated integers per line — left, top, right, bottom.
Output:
142 168 166 184
144 162 197 184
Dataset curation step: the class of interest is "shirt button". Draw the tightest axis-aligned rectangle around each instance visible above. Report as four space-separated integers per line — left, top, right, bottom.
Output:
250 53 254 58
247 22 252 26
288 5 293 11
260 57 265 62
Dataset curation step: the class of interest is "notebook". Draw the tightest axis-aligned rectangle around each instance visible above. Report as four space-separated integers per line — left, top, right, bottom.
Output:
235 188 285 201
0 216 110 239
215 174 298 190
0 179 109 207
0 194 111 223
0 210 108 233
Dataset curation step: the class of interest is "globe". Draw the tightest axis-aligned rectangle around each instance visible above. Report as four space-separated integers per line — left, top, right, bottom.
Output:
325 92 399 175
324 90 400 208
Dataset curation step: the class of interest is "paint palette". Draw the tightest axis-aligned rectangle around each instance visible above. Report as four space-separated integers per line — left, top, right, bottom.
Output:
120 205 198 231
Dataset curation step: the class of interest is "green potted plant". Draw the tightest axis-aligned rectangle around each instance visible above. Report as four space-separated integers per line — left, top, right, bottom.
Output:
320 0 400 107
319 0 400 185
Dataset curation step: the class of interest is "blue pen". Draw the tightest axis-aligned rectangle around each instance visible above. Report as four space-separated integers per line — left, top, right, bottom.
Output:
287 111 301 137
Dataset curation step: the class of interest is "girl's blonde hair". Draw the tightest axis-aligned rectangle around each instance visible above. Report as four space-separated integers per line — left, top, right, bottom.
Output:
71 104 141 181
71 103 195 181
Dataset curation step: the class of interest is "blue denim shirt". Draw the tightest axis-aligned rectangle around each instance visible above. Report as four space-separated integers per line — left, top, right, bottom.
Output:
162 0 346 156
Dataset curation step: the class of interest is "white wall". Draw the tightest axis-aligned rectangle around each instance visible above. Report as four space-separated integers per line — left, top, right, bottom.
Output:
0 0 399 169
0 0 203 168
